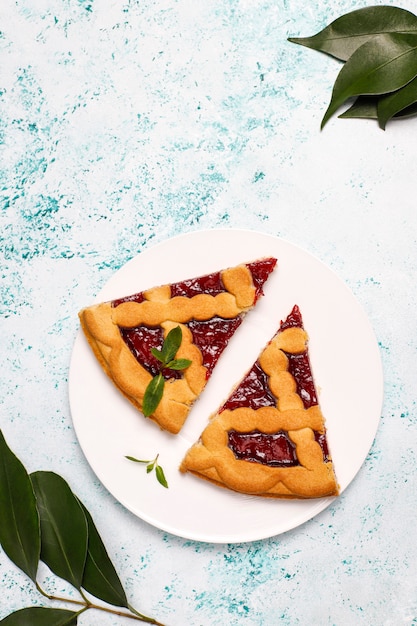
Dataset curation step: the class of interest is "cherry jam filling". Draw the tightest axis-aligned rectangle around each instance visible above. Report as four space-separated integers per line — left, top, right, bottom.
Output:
246 258 277 301
277 304 318 407
279 304 303 330
315 431 330 462
120 326 183 379
186 316 243 378
221 361 276 411
287 352 318 409
228 430 329 466
228 430 299 467
170 271 225 297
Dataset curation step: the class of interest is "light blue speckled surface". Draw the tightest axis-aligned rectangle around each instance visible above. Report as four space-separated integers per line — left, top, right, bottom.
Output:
1 0 417 624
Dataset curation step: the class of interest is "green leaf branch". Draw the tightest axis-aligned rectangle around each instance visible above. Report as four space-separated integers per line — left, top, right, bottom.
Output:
0 429 166 626
288 5 417 128
142 326 191 417
125 454 169 489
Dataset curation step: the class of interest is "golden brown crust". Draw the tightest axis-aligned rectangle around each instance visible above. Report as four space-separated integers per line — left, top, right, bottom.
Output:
79 262 268 434
180 325 339 498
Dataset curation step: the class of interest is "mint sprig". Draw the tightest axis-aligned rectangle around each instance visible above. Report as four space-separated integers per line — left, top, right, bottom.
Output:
142 326 191 417
288 6 417 129
125 454 169 489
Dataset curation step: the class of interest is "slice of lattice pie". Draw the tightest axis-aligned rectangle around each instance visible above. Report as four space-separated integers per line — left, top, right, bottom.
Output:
180 305 339 498
79 258 277 434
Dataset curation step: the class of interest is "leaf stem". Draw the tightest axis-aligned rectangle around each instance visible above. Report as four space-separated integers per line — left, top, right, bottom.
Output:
35 582 166 624
127 604 167 625
36 581 87 607
85 601 166 624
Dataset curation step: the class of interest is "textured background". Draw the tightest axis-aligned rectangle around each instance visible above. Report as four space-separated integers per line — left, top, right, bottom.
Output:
1 0 416 624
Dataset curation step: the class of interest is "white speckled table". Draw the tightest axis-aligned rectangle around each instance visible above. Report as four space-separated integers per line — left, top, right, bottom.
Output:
1 1 416 625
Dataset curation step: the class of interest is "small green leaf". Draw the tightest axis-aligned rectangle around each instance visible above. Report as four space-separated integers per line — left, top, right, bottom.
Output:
78 500 129 609
164 358 192 371
339 93 417 121
288 6 417 61
0 430 40 583
30 471 88 591
142 326 189 415
150 347 166 363
159 326 183 364
125 456 149 464
377 74 417 128
322 32 417 128
142 373 165 417
155 465 169 489
0 607 78 625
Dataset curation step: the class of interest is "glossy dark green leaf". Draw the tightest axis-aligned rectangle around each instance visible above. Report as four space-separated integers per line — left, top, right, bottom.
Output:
78 500 129 608
339 96 379 119
377 75 417 128
288 6 417 61
393 101 417 118
0 430 40 582
0 607 78 626
322 32 417 128
142 373 165 417
30 471 88 590
340 94 417 121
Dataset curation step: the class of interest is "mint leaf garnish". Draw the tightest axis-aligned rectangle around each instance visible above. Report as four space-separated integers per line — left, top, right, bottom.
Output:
155 465 168 489
143 372 164 417
151 325 183 365
125 454 169 489
142 326 191 417
165 358 192 370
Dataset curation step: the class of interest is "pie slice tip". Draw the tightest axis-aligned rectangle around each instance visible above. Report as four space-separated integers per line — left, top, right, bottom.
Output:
78 256 277 434
180 304 339 499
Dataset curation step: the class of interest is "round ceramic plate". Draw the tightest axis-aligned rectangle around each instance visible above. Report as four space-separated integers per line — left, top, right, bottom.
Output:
69 229 383 543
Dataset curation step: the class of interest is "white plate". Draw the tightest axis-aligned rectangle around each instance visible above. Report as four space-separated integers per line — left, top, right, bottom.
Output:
69 229 383 543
